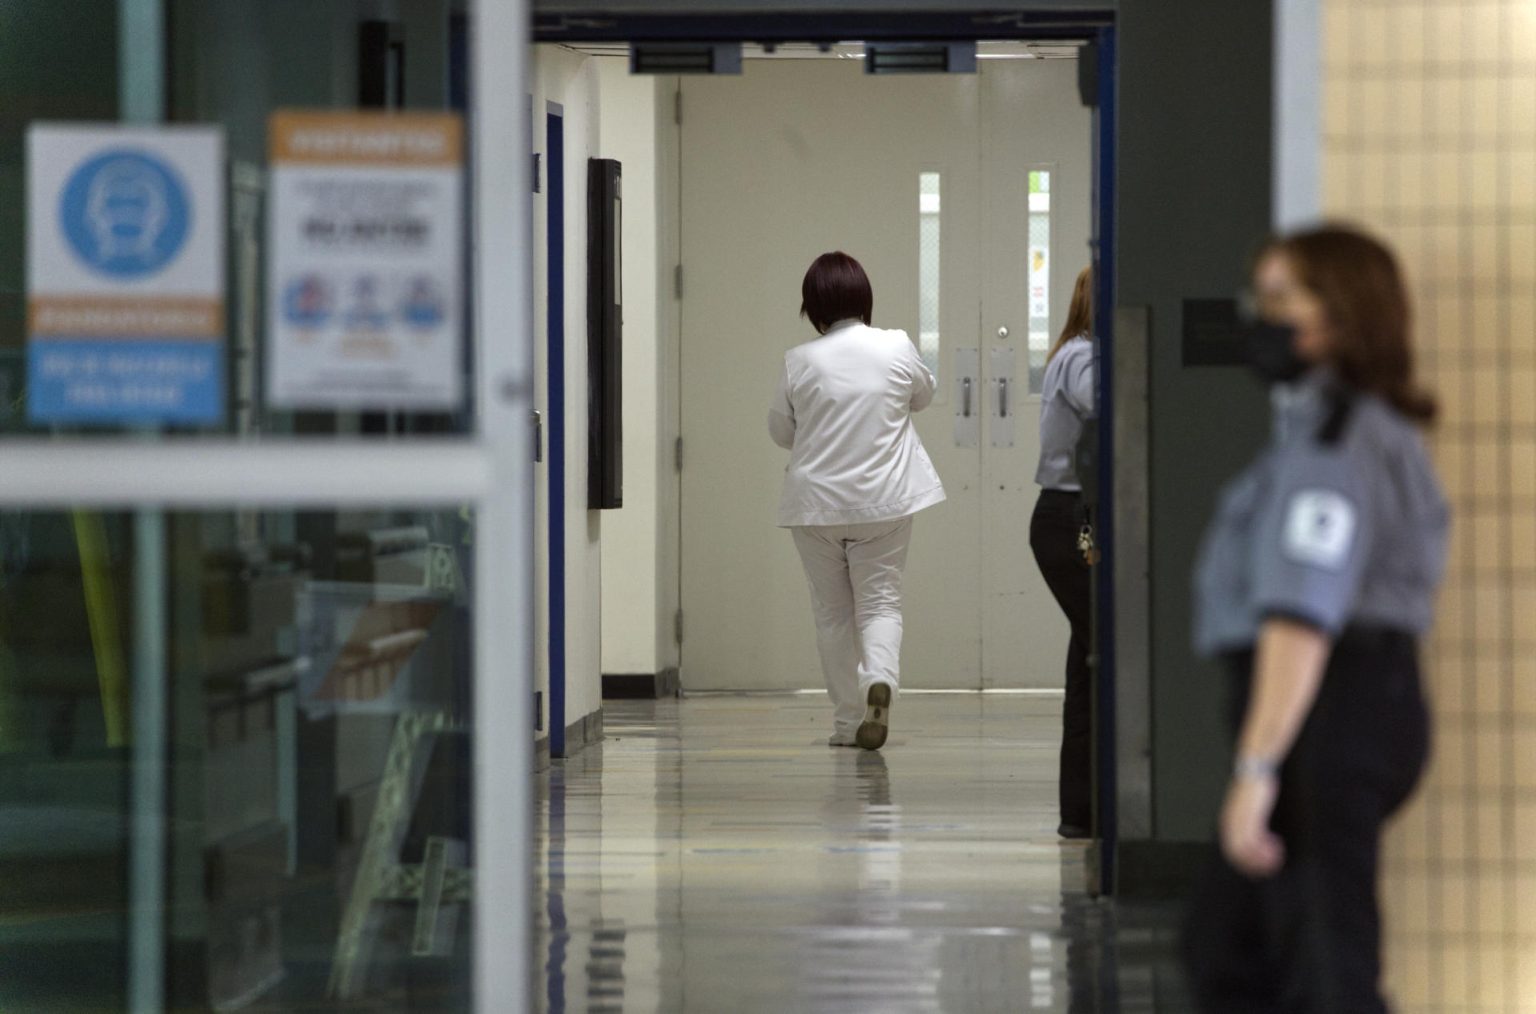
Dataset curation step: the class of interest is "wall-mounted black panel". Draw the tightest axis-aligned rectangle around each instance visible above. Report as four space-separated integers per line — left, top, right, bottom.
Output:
587 158 623 510
1181 298 1246 366
864 41 976 74
630 43 742 74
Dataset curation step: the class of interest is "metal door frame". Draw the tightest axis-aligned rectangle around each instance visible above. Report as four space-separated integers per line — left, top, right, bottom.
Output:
534 7 1122 895
1088 21 1119 895
546 104 569 758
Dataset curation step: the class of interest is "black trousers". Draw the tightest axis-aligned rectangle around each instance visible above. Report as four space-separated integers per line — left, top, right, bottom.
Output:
1182 627 1431 1013
1029 489 1093 829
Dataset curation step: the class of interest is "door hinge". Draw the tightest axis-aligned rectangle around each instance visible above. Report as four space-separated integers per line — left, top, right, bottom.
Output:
674 609 684 645
674 264 683 300
533 410 543 464
674 436 683 472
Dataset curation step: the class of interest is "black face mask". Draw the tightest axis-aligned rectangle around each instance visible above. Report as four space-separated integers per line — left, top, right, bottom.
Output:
1243 320 1308 384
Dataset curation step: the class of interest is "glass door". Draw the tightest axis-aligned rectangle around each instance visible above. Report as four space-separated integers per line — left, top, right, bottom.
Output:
0 2 531 1010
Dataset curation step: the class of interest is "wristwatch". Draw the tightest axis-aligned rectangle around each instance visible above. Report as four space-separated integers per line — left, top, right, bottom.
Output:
1232 755 1279 781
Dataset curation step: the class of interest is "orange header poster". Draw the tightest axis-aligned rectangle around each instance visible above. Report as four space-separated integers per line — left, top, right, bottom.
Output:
266 110 464 411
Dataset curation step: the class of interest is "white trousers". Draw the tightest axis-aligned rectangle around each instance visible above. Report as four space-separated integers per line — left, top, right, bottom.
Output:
791 516 913 735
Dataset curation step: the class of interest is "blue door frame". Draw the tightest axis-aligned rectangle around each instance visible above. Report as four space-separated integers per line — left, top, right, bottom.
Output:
534 11 1121 889
547 106 568 759
1090 23 1119 897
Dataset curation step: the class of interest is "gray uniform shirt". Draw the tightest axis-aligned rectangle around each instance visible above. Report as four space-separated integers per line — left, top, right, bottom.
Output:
1193 370 1449 658
1035 336 1096 491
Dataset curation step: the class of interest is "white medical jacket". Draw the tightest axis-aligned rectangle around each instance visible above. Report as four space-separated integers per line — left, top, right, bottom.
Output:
768 320 946 528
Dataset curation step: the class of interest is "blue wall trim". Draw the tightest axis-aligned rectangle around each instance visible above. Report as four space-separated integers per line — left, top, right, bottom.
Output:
548 111 568 759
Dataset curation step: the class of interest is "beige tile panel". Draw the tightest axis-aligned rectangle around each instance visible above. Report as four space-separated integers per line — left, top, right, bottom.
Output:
1271 0 1536 1005
1428 6 1467 66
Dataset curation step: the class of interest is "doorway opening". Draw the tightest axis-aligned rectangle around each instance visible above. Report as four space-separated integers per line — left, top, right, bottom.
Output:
530 12 1120 883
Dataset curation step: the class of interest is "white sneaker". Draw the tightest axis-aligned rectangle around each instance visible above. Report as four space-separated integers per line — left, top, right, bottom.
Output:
827 734 858 748
855 683 892 751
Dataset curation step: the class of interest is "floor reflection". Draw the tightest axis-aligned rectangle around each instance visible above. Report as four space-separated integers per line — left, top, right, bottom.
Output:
534 695 1188 1013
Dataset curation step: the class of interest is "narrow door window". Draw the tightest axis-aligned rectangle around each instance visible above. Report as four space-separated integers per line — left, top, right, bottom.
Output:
1027 168 1052 392
918 171 942 382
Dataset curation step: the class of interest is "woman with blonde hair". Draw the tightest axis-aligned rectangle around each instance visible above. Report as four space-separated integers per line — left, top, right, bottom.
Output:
1029 265 1096 838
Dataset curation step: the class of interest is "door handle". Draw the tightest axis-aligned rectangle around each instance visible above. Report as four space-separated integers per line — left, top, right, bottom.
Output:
954 348 980 448
988 347 1016 449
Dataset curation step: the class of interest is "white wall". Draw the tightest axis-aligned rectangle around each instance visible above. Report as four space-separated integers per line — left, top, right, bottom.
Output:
533 47 604 744
595 58 663 677
532 47 677 744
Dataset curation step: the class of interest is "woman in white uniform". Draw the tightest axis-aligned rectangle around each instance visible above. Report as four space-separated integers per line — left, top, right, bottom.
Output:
769 252 946 751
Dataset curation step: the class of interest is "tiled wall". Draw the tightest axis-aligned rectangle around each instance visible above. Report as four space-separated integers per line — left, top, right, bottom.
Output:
1321 1 1536 1010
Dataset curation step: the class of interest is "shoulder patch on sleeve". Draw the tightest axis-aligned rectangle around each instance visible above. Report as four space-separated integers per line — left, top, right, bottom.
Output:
1282 489 1358 571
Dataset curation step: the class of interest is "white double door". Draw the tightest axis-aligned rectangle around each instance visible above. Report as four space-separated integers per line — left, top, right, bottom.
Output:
679 55 1092 691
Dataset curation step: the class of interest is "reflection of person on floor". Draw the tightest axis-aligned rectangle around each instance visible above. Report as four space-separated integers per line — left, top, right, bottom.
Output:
769 252 946 751
1029 266 1097 841
1182 226 1447 1012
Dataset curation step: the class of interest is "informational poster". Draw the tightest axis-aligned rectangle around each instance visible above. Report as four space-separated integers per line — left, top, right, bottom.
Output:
26 125 225 424
266 111 464 410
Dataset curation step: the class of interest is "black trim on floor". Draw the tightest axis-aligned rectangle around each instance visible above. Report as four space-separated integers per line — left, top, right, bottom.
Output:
538 707 606 765
560 708 605 759
602 667 680 700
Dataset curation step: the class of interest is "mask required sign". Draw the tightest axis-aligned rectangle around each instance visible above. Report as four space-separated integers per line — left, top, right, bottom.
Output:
26 124 226 425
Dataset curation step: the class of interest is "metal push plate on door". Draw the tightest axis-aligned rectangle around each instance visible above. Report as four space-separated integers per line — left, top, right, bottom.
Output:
990 347 1016 448
954 348 979 448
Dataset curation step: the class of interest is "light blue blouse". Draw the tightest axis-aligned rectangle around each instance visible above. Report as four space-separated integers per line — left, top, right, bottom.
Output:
1034 336 1095 492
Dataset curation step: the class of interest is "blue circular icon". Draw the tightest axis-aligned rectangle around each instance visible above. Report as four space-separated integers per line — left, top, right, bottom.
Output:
284 275 333 328
59 149 192 279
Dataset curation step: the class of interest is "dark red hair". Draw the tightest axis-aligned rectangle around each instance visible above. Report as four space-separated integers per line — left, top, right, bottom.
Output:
800 251 873 334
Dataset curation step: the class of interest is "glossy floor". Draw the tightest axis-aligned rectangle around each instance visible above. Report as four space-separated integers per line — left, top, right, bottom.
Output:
534 694 1190 1013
